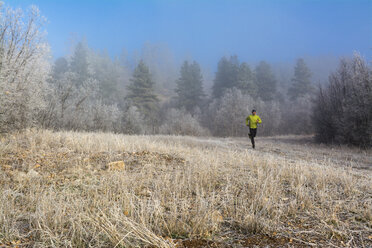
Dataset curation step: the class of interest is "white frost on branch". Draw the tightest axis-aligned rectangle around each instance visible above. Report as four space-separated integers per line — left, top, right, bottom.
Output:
0 3 50 132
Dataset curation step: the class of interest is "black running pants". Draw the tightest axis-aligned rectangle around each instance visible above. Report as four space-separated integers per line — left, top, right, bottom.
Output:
249 128 257 147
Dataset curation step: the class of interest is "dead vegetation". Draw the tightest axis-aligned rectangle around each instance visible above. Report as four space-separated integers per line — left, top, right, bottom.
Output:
0 129 371 247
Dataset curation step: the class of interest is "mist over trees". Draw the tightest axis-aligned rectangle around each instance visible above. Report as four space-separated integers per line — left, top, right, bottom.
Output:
255 61 277 101
1 3 371 147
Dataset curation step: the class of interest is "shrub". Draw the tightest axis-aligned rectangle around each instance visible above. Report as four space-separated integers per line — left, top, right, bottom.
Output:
159 108 209 136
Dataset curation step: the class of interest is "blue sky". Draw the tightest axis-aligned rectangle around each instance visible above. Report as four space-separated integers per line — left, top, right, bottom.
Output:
5 0 372 65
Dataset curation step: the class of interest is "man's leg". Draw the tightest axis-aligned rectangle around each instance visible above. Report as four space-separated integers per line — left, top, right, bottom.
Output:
249 128 254 148
251 128 257 148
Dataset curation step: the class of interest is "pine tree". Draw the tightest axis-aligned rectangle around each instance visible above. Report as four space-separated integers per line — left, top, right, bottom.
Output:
212 55 240 98
127 61 159 120
175 61 205 113
255 61 277 101
288 58 314 100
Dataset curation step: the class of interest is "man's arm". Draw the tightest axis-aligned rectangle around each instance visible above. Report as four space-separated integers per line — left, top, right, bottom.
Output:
246 116 250 126
257 116 262 124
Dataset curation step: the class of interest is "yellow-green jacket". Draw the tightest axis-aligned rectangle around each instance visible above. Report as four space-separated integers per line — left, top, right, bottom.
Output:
246 114 262 129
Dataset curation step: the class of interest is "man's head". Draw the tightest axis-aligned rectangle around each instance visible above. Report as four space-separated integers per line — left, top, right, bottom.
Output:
252 109 256 115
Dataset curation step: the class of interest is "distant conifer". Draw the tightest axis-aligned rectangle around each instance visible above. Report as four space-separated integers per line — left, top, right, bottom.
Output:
288 58 314 100
127 61 159 119
175 60 205 112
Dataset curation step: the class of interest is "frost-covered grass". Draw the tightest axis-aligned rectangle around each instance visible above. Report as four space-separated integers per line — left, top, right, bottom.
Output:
0 129 371 247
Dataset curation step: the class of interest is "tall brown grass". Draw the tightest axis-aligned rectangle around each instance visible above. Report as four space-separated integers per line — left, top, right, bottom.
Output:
0 129 371 247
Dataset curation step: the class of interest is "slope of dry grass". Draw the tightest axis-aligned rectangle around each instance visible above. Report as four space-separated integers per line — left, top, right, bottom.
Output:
0 129 371 247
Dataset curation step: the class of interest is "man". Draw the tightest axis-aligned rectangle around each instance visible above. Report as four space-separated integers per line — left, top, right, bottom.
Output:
245 109 262 149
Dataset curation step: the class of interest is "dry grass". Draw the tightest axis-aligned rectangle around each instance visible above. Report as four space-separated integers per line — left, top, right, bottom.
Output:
0 129 371 247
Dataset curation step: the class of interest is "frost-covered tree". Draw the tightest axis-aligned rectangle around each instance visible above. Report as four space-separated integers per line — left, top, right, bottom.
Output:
313 53 372 147
43 51 122 132
175 60 205 113
91 100 121 132
43 71 97 130
207 88 281 137
259 100 281 136
121 105 146 134
217 89 248 136
208 88 254 136
159 108 208 136
0 3 50 132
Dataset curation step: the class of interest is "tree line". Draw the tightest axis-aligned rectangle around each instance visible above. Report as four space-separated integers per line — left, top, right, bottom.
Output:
0 4 371 146
41 41 316 137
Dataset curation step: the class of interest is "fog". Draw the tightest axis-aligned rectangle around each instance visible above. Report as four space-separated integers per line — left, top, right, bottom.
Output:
1 0 371 146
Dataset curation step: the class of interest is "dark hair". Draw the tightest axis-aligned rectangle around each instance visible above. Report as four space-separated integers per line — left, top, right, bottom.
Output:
252 109 256 113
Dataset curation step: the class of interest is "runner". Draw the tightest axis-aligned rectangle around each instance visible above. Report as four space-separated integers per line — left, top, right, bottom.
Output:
245 109 262 149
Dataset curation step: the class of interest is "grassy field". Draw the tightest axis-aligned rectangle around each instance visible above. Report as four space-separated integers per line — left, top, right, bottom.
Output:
0 129 371 247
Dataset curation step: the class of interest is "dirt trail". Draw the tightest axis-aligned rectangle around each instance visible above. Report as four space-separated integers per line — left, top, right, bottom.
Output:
175 135 372 171
220 135 372 171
